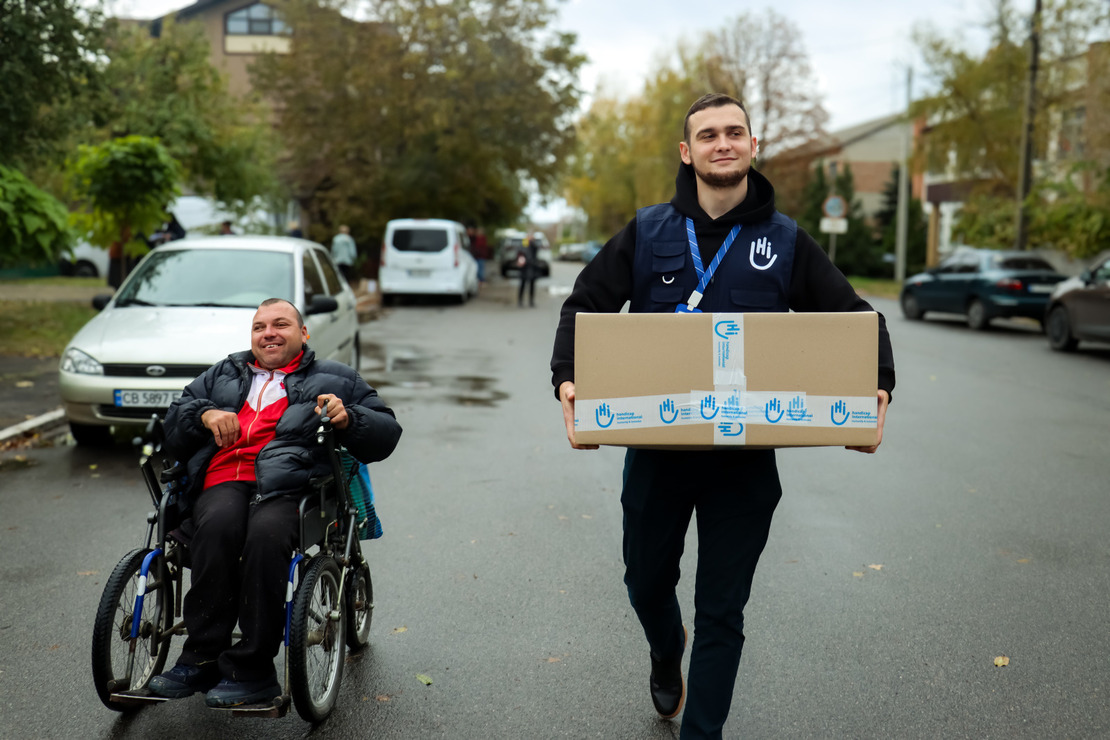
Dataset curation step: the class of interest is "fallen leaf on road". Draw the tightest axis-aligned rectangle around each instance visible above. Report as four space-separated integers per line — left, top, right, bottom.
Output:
77 570 98 576
392 626 407 635
852 572 864 578
49 644 60 651
546 657 561 663
581 514 592 519
376 694 392 702
867 564 883 571
1017 558 1031 563
88 464 98 470
15 381 33 388
416 674 433 686
994 656 1010 667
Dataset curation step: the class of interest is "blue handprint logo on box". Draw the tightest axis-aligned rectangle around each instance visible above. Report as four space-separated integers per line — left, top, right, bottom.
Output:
595 403 614 428
717 421 744 437
700 395 719 420
714 320 742 339
830 399 849 426
786 395 808 422
764 397 784 424
659 398 678 424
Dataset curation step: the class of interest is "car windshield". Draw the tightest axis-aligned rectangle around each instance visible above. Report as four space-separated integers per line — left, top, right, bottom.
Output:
114 249 294 308
990 255 1055 271
392 228 449 252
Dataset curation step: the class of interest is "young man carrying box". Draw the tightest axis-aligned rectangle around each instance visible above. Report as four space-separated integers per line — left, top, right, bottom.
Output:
550 93 895 739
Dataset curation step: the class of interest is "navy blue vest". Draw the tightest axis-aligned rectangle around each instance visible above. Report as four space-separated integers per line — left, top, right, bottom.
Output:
630 203 796 314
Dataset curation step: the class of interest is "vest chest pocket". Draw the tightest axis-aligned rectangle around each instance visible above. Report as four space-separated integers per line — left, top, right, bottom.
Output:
728 288 782 312
651 240 686 273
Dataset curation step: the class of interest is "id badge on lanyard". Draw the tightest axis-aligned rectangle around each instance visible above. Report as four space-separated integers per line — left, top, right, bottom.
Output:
676 219 742 313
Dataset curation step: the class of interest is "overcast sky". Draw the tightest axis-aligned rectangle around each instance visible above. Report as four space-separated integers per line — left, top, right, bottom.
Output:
111 0 998 131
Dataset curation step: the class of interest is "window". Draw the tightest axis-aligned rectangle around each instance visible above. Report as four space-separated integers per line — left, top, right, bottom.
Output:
225 3 288 36
303 251 326 302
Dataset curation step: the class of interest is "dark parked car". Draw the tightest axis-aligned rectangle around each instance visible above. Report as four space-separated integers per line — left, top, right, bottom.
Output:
498 232 551 278
1044 255 1110 351
900 248 1066 330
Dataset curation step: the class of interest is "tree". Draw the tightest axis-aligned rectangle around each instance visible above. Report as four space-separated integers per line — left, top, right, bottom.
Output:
252 0 583 248
561 10 827 235
798 161 881 276
67 136 182 285
875 165 928 274
90 20 280 211
685 9 829 160
0 166 70 268
0 0 104 172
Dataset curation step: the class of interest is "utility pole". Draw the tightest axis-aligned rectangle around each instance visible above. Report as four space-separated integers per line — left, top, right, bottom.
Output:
895 66 912 282
1014 0 1043 251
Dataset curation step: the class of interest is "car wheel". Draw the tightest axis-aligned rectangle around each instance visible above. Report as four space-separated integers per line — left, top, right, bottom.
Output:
74 260 99 278
70 422 113 447
967 299 990 331
900 291 923 320
1046 305 1078 352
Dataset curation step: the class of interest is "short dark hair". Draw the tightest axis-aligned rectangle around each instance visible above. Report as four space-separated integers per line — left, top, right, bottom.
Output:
258 297 304 328
683 93 751 142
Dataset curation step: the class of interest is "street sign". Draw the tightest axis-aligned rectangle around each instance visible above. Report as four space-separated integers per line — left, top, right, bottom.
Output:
822 195 847 219
820 217 848 234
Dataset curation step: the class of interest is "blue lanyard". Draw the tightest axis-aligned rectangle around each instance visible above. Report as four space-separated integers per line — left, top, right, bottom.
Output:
683 218 741 310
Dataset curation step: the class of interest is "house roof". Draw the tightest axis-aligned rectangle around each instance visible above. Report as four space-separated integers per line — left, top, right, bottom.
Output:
772 111 908 163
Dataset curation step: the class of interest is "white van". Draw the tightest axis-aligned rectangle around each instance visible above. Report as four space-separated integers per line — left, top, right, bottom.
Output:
379 218 479 303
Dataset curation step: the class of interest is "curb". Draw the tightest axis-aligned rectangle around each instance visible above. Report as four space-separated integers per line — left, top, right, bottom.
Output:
0 408 67 444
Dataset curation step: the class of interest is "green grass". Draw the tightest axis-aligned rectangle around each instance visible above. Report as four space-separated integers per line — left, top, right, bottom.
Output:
0 276 106 288
0 300 98 357
847 277 902 300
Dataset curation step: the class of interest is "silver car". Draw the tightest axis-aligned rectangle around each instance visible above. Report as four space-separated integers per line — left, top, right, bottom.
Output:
59 236 360 445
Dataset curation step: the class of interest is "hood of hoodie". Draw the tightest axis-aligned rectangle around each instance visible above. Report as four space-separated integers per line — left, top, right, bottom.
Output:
670 161 777 226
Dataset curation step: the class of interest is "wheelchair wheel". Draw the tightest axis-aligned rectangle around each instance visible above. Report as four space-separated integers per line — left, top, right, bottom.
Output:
91 548 173 710
290 556 345 723
345 559 373 651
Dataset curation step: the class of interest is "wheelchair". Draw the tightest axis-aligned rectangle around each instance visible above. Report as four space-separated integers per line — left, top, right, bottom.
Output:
91 405 375 722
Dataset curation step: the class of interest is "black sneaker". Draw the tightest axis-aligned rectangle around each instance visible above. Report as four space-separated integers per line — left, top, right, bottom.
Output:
649 626 687 719
205 676 282 708
148 662 220 699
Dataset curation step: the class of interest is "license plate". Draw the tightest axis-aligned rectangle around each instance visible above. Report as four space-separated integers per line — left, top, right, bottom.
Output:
1029 284 1055 294
114 389 183 408
408 269 431 278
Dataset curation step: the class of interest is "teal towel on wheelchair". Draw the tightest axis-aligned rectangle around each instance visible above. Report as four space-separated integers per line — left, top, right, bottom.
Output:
339 450 383 540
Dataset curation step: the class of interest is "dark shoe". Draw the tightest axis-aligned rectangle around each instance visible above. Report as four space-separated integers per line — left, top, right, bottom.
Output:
205 677 282 708
148 662 220 699
649 627 687 719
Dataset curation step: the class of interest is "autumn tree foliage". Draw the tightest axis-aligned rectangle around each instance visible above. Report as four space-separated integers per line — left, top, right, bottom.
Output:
253 0 583 245
563 11 827 237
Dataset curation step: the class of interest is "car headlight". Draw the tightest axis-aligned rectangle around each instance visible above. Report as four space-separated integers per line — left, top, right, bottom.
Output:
60 347 104 375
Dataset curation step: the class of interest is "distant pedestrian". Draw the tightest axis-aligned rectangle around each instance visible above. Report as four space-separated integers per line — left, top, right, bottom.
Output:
288 221 303 239
331 225 357 284
219 221 235 236
517 236 538 307
472 227 491 285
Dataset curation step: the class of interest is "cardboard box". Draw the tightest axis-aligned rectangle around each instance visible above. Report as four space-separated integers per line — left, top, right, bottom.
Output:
573 312 879 449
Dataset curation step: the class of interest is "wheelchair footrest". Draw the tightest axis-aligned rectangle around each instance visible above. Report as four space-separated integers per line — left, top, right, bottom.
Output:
209 693 290 718
109 689 171 706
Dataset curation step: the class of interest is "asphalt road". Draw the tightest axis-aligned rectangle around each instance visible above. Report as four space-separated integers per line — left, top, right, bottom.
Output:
1 262 1108 739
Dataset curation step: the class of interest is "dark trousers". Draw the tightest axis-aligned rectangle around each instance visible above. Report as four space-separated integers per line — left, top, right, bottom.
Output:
518 269 536 305
179 482 299 681
621 448 782 740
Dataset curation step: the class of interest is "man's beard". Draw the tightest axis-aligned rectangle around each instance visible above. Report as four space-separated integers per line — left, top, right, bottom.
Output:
694 162 749 190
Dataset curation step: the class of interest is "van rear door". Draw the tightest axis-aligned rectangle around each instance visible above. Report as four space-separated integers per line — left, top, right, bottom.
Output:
387 225 454 275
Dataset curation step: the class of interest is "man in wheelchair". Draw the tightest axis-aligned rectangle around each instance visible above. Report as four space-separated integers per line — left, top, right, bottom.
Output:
147 297 402 708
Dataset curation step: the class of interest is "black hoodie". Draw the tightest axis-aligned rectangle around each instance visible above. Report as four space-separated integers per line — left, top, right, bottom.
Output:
550 163 896 398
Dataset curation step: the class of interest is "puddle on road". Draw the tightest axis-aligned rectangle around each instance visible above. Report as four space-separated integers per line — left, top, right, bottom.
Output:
361 341 508 407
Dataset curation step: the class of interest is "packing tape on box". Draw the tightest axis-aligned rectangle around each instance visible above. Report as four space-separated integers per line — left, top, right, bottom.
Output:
575 314 878 445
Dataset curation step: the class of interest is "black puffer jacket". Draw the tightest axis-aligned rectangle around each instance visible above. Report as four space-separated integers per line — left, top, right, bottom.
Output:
165 347 402 503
